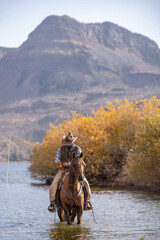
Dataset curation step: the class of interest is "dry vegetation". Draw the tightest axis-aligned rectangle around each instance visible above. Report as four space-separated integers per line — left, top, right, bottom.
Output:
30 97 160 190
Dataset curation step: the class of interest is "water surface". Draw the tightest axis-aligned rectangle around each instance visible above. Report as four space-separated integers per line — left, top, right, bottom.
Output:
0 162 160 240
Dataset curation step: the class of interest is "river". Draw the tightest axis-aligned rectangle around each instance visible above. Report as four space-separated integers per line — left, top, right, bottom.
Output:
0 162 160 240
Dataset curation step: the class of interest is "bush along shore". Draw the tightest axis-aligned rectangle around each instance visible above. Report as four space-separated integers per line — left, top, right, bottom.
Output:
30 97 160 192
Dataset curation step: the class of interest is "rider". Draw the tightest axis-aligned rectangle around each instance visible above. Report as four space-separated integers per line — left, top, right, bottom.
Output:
48 132 93 212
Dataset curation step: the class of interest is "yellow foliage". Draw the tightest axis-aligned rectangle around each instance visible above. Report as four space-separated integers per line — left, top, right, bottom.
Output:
30 97 160 188
124 113 160 187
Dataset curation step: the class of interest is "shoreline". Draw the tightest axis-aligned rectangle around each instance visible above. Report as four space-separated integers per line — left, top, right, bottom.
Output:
46 177 160 193
90 183 160 194
1 161 159 193
0 160 30 163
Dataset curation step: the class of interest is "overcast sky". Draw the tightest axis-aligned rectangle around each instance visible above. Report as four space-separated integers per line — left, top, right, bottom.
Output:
1 0 160 48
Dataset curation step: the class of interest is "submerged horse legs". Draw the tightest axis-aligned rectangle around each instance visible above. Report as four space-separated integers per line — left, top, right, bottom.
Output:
77 206 83 224
58 207 64 222
71 208 77 222
63 205 72 225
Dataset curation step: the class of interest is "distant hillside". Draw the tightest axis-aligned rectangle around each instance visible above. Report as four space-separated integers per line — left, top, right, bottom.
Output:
0 46 15 59
0 15 160 161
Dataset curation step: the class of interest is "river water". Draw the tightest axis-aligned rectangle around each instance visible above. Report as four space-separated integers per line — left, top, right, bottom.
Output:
0 162 160 240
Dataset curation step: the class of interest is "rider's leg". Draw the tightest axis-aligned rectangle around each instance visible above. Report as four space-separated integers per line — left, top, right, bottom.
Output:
48 169 64 212
83 177 93 210
83 177 91 197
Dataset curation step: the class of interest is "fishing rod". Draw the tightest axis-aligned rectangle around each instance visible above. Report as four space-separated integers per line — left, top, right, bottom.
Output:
92 208 97 224
7 134 11 185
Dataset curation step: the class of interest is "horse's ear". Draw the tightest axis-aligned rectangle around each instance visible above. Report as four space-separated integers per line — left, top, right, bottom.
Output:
80 152 83 158
73 153 76 159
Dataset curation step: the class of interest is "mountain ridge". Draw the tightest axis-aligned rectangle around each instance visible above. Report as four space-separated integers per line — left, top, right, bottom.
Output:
0 14 160 113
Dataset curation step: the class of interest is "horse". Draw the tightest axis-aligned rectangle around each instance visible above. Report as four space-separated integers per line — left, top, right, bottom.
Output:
56 152 86 225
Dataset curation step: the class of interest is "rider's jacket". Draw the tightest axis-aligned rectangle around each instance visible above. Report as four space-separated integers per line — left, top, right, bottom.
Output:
55 144 81 165
60 145 79 163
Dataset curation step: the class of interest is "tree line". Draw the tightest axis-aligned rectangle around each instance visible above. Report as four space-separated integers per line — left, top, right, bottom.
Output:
30 97 160 190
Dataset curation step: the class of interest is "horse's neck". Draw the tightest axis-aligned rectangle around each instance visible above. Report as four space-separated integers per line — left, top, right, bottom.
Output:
68 167 77 188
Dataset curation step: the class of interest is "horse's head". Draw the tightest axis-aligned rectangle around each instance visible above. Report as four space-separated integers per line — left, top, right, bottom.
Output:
71 152 86 182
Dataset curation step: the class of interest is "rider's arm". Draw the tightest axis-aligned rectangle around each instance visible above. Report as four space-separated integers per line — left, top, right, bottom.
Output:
55 147 61 165
77 146 82 156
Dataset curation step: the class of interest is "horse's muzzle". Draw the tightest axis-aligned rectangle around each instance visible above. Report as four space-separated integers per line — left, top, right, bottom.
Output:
78 176 84 182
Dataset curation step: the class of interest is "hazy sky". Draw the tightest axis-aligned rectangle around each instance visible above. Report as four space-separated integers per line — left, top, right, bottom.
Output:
1 0 160 48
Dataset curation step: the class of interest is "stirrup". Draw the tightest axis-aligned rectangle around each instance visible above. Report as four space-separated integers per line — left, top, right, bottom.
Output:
84 200 93 211
48 202 56 213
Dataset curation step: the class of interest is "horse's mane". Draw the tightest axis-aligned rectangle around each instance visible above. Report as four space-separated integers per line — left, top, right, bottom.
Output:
71 156 86 166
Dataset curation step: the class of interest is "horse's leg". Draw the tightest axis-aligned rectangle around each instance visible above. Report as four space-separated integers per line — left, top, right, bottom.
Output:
63 205 72 225
77 206 83 224
71 208 77 222
61 208 64 221
58 207 64 222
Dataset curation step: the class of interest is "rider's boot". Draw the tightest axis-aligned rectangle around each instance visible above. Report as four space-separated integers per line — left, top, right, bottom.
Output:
84 200 93 210
48 200 56 213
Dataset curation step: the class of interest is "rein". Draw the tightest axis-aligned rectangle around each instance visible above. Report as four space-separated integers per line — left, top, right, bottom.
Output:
68 182 78 187
61 183 83 202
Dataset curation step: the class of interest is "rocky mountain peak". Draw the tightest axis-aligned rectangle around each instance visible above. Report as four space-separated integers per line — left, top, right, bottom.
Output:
0 14 160 106
26 15 84 43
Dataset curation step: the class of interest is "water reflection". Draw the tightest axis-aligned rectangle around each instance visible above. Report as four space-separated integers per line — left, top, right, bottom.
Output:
49 223 90 240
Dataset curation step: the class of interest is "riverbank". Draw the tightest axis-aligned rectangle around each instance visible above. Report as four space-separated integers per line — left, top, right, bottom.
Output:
91 182 160 193
0 160 30 163
45 176 160 193
1 160 159 193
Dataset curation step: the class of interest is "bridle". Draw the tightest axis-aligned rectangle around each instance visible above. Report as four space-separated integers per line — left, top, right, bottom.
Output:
70 157 84 182
61 156 84 204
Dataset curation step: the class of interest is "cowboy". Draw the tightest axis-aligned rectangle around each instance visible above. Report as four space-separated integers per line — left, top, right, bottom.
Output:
48 132 93 212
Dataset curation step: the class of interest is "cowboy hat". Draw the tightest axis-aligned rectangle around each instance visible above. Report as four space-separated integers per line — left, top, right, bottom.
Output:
62 132 78 146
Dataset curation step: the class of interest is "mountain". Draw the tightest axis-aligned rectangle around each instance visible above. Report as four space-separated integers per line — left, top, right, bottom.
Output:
0 15 160 161
0 46 15 59
0 15 160 104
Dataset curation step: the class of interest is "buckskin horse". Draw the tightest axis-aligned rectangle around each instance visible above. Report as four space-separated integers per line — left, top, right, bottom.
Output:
56 152 86 225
